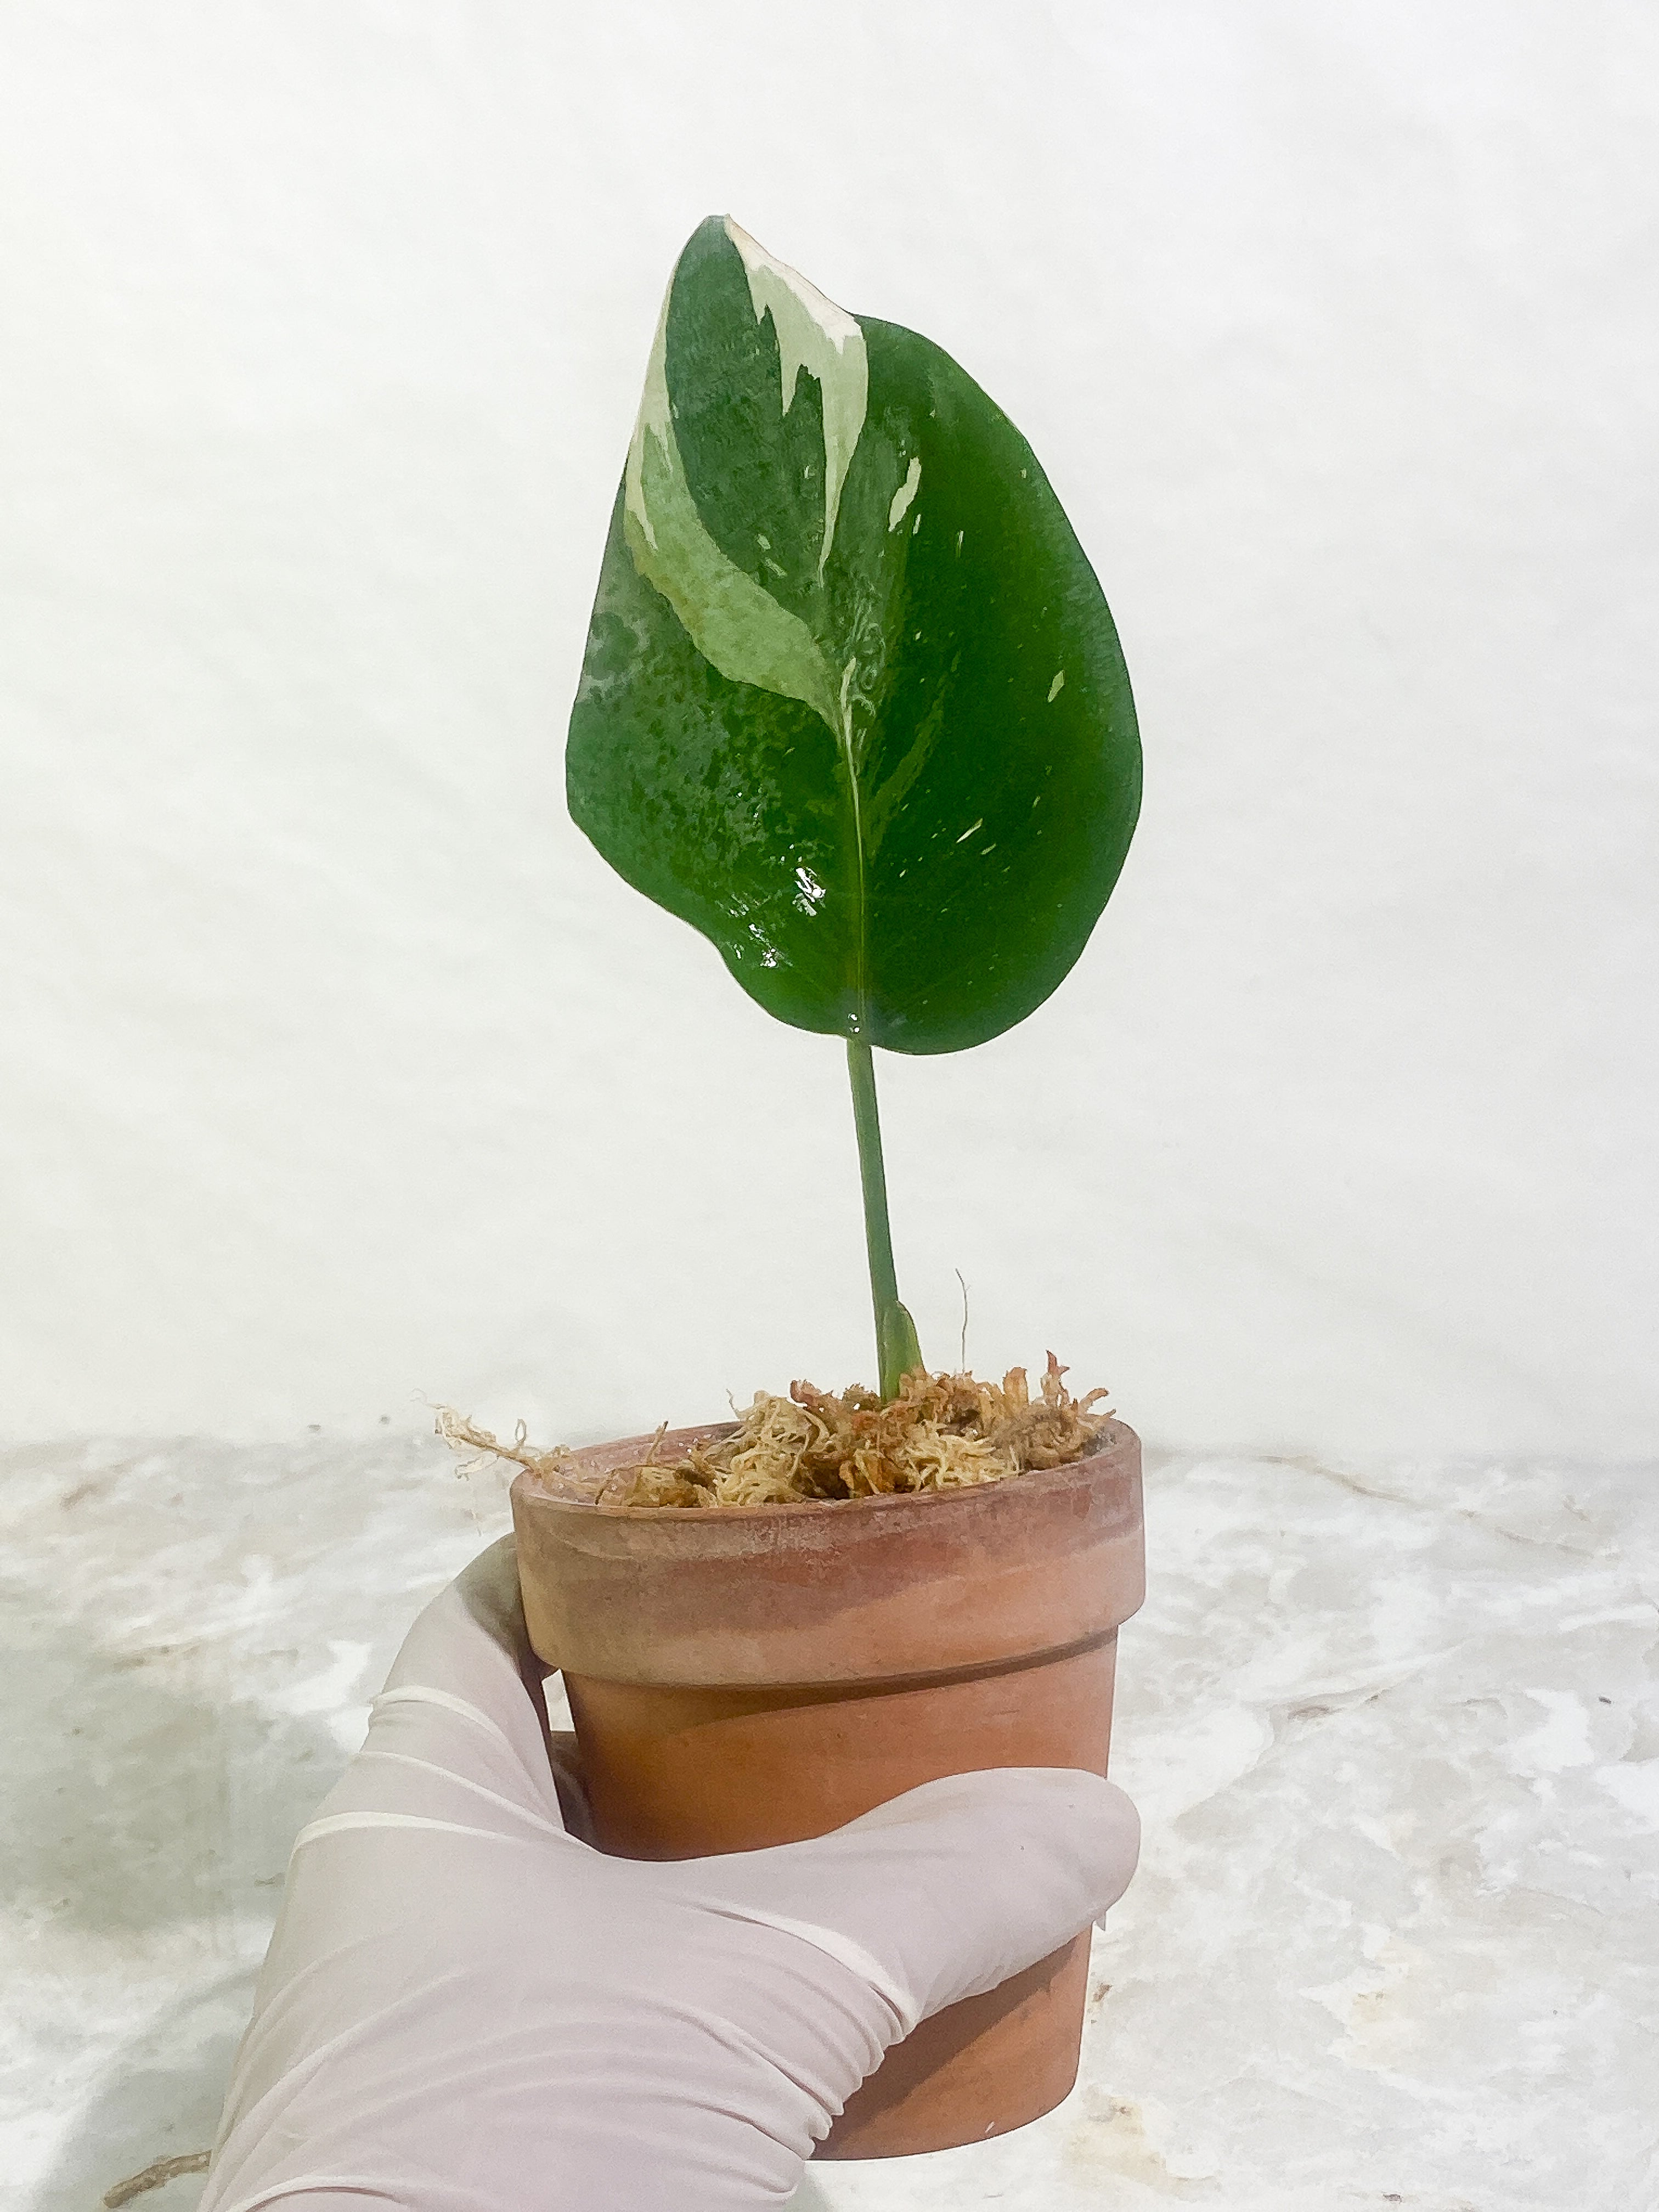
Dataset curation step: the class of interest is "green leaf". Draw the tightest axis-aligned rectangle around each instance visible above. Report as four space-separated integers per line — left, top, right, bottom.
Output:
568 214 1142 1055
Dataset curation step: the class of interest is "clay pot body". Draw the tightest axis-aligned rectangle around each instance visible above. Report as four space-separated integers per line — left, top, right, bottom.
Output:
511 1420 1144 2160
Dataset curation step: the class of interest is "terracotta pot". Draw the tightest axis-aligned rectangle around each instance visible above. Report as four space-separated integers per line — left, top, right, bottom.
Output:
511 1418 1144 2160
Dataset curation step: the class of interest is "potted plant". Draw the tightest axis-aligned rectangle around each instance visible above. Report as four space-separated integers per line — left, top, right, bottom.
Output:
466 216 1144 2159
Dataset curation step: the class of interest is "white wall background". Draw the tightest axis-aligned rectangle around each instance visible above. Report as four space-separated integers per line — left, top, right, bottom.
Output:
2 1 1654 1455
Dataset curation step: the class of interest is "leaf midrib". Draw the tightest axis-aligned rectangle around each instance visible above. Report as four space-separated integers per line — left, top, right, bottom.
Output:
836 651 870 1033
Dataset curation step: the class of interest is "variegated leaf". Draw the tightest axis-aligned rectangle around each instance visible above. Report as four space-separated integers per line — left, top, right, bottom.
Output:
568 215 1141 1056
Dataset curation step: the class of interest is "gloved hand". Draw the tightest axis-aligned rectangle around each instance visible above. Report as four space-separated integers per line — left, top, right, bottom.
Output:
202 1537 1139 2212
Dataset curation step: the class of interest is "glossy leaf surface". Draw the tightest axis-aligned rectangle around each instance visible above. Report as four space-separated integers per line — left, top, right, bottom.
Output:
568 216 1141 1055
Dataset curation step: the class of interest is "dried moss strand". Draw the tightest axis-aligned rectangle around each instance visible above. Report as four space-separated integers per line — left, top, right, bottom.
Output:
436 1355 1112 1511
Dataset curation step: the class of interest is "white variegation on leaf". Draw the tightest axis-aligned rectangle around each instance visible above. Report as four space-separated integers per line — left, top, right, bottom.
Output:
622 219 896 748
623 283 840 731
888 455 922 533
723 217 868 574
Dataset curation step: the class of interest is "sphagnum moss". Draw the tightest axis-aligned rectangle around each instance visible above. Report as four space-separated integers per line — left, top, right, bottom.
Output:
437 1355 1111 1510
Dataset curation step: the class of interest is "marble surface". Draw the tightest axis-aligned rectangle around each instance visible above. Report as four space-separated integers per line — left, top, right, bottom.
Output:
3 1432 1655 2212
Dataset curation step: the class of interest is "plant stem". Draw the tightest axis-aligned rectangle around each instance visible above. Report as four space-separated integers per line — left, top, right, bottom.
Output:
847 1037 899 1325
847 1038 923 1397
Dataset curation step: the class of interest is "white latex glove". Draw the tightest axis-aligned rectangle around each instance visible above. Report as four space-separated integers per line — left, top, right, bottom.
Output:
202 1537 1139 2212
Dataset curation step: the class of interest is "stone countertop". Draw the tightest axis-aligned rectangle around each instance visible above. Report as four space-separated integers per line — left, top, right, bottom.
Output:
3 1434 1655 2212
